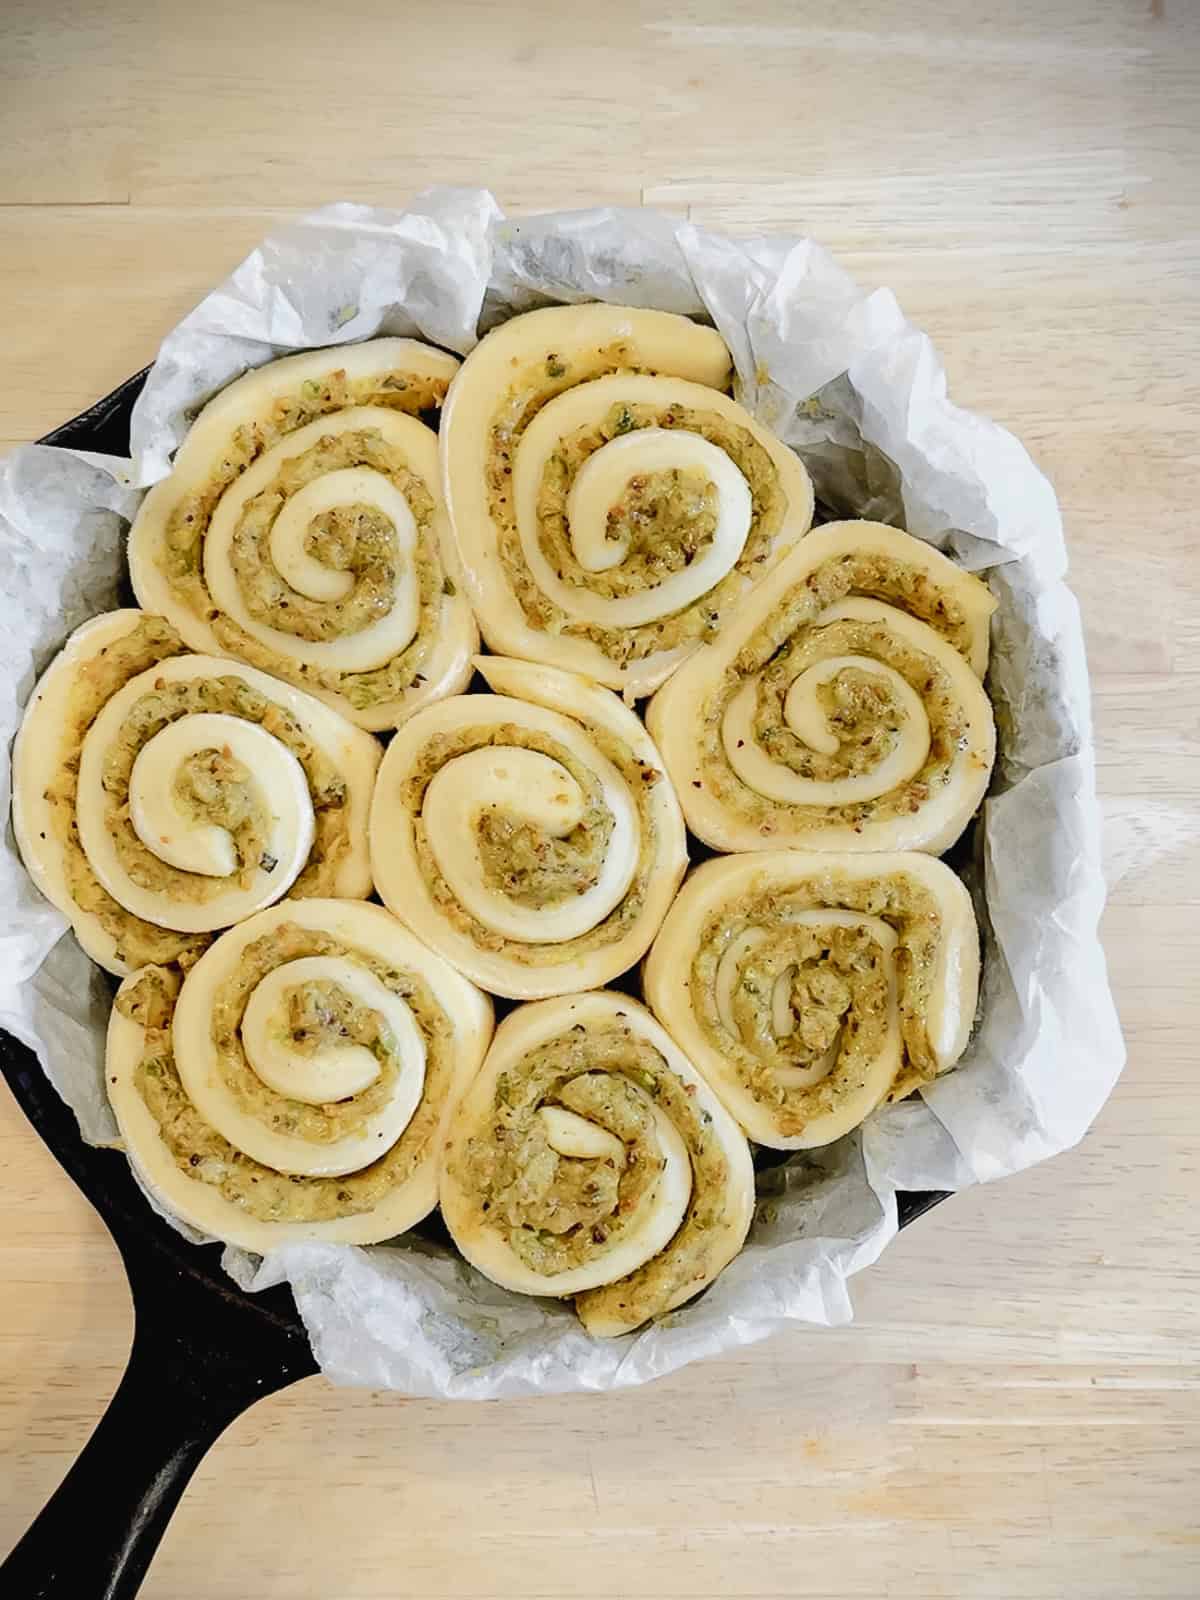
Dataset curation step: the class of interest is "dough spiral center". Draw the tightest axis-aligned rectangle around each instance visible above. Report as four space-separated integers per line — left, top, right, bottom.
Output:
532 423 753 627
422 741 639 945
240 954 425 1109
128 711 314 885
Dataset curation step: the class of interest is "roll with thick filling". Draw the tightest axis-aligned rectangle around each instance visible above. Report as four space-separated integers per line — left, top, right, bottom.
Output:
106 899 493 1250
12 611 380 975
369 656 687 999
128 339 477 730
439 991 754 1335
643 851 981 1148
440 303 814 697
647 522 997 853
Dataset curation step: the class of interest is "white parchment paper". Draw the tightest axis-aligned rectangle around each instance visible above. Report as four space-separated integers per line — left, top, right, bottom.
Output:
0 190 1124 1398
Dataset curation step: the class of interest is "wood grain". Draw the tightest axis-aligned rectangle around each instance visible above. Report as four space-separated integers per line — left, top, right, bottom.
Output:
1 0 1198 1595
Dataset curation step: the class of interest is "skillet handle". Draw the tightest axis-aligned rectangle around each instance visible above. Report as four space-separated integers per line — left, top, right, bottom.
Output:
0 1255 316 1599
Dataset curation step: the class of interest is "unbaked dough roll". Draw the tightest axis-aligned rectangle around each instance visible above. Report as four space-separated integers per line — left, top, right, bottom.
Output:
128 339 477 730
439 991 754 1336
647 522 997 854
106 899 493 1251
440 303 814 697
370 656 687 999
12 610 380 976
643 851 980 1149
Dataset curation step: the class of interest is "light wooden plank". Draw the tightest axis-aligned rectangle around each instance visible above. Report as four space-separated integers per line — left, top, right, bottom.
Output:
1 0 1197 1596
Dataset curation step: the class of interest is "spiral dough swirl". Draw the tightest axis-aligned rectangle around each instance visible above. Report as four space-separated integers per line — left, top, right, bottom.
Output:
105 899 493 1250
129 339 477 730
647 521 998 854
644 852 981 1149
440 303 814 697
438 991 754 1335
369 655 687 998
12 611 379 975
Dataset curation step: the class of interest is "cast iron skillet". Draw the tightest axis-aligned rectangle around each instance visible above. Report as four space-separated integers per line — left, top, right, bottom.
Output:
0 373 948 1599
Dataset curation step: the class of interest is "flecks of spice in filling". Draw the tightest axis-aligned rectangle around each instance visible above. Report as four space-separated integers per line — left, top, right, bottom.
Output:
404 721 661 966
159 367 452 710
689 874 945 1137
453 1022 732 1326
122 926 456 1223
699 554 977 832
47 615 208 971
98 674 350 911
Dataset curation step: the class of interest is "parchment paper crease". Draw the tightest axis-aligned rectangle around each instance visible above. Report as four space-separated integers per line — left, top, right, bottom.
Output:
0 189 1124 1398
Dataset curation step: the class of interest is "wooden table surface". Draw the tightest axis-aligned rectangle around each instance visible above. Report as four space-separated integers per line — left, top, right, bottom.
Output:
2 2 1197 1596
